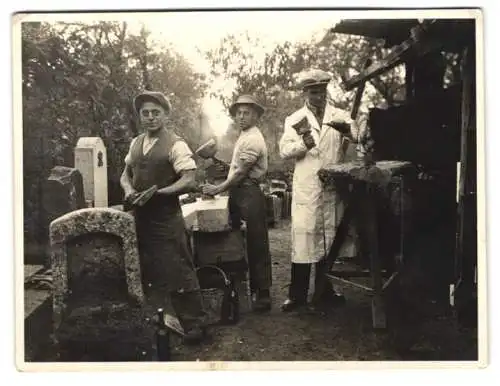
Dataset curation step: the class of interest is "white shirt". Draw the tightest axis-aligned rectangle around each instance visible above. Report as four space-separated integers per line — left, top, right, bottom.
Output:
227 126 268 181
125 135 197 174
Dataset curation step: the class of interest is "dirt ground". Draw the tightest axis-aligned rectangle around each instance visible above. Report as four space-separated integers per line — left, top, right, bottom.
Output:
171 220 478 362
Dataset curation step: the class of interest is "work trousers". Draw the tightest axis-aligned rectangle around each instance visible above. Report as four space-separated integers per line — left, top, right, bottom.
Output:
288 259 334 304
228 180 272 292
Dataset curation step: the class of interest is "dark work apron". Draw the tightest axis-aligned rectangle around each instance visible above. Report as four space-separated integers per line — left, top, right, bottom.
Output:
129 130 201 294
134 196 200 293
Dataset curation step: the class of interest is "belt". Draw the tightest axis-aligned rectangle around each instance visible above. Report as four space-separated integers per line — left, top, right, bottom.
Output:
239 177 261 187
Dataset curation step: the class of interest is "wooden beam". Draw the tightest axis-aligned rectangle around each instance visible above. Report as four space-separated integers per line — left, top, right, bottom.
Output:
343 36 416 91
350 58 373 119
343 55 406 91
329 269 390 278
343 21 444 91
381 272 399 292
325 274 374 293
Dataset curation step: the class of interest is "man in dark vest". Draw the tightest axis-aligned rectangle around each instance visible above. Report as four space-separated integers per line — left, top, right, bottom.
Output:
120 91 208 345
202 95 272 312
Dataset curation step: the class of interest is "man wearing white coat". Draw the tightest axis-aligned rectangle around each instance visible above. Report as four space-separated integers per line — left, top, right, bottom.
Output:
279 69 359 312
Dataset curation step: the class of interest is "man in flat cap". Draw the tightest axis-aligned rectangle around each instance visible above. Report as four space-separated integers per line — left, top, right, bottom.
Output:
202 95 272 312
120 90 209 344
279 69 359 312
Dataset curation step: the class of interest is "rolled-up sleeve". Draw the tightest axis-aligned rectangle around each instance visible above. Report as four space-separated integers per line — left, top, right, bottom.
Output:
279 116 308 160
238 139 259 166
235 135 262 169
124 137 137 166
170 141 197 174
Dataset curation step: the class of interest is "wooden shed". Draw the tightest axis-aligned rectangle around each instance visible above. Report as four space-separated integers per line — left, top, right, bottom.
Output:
323 18 479 328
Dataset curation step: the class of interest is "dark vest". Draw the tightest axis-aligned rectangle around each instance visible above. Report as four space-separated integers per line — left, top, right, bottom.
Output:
128 128 183 210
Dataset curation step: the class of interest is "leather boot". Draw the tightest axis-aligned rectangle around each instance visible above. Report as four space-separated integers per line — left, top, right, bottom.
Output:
253 289 272 312
281 263 311 312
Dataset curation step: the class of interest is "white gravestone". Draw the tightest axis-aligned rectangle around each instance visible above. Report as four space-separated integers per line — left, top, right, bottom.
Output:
74 137 108 207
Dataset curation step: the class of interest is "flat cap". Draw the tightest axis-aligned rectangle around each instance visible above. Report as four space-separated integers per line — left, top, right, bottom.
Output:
229 94 265 118
296 69 332 90
133 91 172 114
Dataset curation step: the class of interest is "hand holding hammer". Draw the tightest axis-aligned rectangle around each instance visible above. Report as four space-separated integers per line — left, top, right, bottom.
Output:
292 116 316 149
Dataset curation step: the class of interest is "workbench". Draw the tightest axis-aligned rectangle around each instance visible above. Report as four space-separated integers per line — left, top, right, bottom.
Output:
318 160 416 329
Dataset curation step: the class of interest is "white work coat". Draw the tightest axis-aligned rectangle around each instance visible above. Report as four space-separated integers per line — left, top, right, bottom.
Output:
279 103 358 264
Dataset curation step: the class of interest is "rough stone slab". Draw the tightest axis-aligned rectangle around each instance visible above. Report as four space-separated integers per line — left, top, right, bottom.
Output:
182 196 231 232
43 166 86 216
37 166 86 266
181 201 199 230
49 207 144 331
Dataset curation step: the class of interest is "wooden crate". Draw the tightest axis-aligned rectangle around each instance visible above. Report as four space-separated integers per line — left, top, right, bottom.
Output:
192 229 246 267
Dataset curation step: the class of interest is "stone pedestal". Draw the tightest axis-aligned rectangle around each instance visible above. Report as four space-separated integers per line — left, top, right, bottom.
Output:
74 137 108 207
50 208 148 358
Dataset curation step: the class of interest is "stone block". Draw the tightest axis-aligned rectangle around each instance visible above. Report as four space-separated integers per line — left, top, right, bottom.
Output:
74 137 108 207
181 196 231 232
49 208 144 332
43 166 86 218
37 166 86 266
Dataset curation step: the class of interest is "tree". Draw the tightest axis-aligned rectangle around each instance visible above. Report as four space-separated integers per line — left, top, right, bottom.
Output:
22 21 208 261
204 30 407 176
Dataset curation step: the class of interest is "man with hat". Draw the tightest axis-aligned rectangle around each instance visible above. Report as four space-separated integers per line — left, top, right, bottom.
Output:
279 69 360 312
202 95 272 312
120 90 209 344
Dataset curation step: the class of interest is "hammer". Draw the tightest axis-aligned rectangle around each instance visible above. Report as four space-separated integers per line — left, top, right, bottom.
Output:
292 116 316 148
195 138 221 200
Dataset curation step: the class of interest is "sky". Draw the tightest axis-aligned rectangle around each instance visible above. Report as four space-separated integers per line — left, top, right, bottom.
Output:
123 11 342 135
27 11 342 136
126 11 339 71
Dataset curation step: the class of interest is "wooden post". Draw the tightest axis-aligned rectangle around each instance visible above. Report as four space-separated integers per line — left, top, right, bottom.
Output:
454 42 477 327
405 61 414 101
359 182 386 329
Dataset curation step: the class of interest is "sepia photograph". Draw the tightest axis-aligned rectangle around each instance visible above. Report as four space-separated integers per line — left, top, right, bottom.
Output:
12 8 485 370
